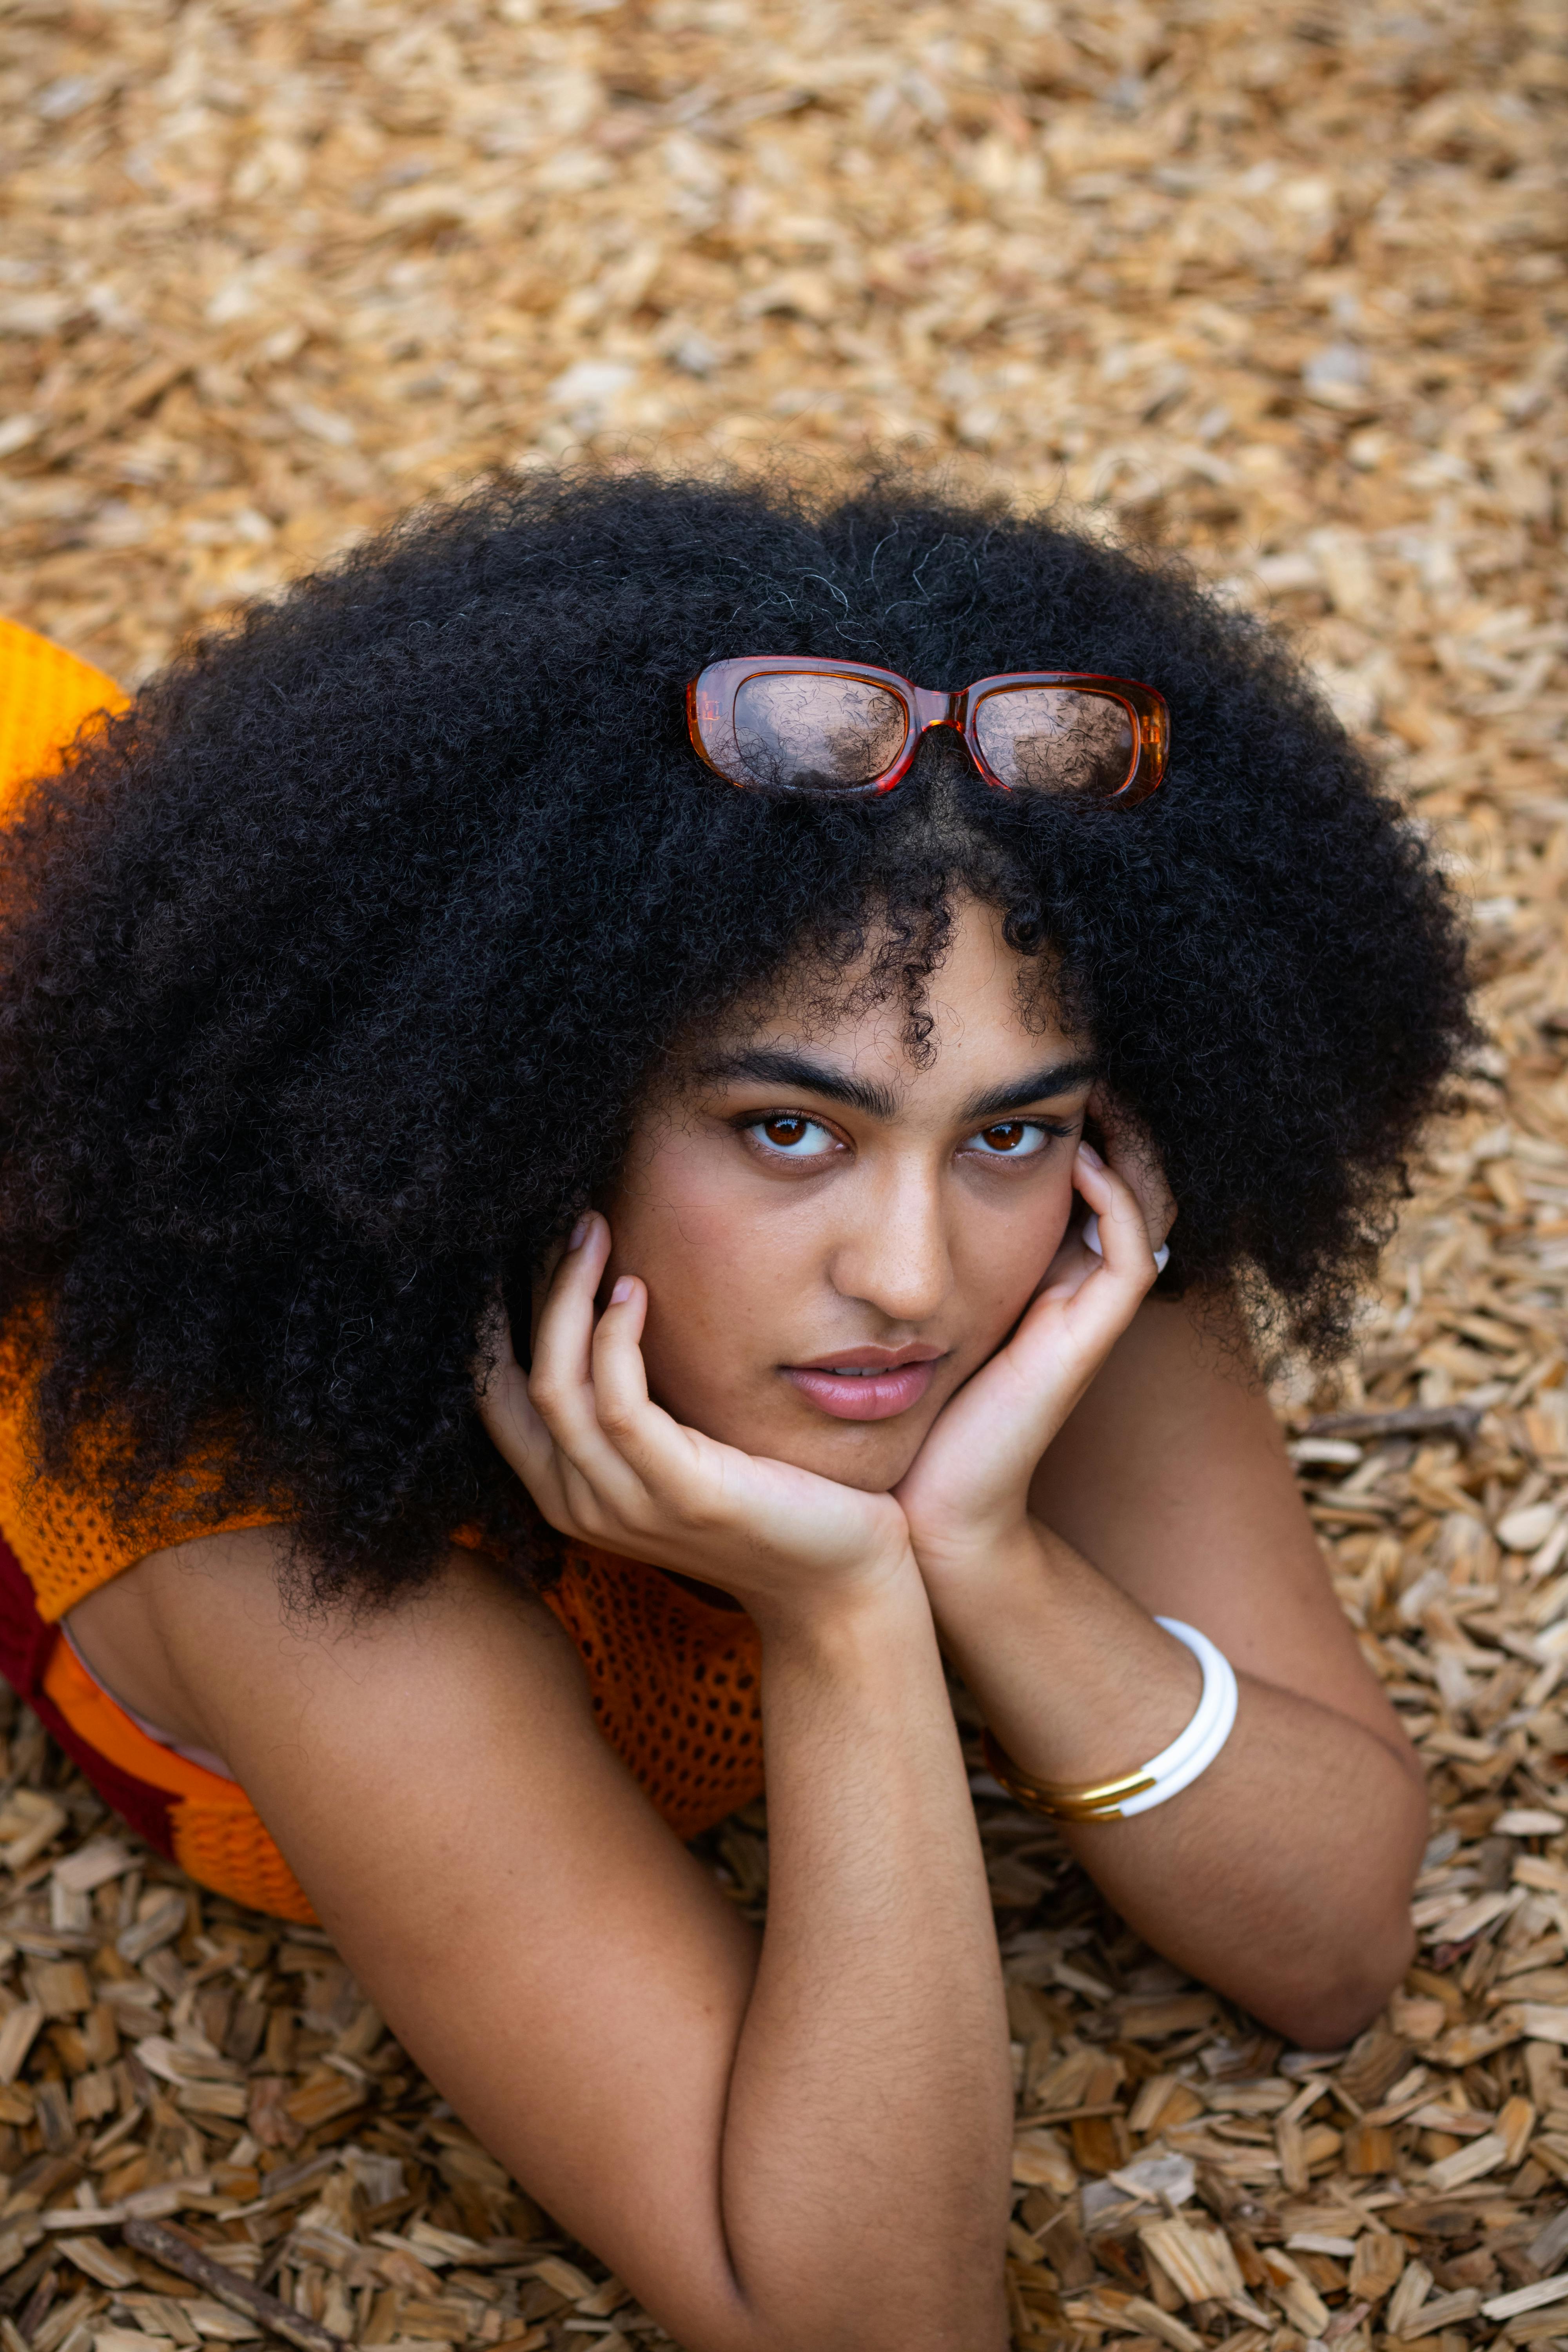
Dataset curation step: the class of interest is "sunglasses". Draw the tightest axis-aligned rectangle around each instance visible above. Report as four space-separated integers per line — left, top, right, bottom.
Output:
686 656 1168 804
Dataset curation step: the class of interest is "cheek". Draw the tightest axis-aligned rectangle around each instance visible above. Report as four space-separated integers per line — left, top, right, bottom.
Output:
610 1159 809 1387
956 1163 1077 1328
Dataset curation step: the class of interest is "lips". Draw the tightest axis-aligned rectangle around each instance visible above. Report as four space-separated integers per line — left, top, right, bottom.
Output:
782 1343 944 1422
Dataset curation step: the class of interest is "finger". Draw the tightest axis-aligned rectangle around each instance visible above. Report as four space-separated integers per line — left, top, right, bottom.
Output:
482 1359 556 1483
590 1276 708 1495
1072 1142 1158 1283
590 1276 655 1454
527 1228 574 1356
1027 1210 1102 1307
526 1220 660 1504
1087 1084 1176 1248
531 1232 683 1537
473 1298 562 1490
526 1212 613 1443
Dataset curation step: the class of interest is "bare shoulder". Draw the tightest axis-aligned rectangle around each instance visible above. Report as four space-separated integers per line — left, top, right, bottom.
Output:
1031 1289 1414 1759
65 1526 587 1771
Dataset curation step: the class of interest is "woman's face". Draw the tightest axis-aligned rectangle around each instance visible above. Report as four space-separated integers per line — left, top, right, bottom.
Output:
602 898 1098 1493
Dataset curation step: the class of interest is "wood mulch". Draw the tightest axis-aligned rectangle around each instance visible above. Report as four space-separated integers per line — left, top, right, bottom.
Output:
1 1 1566 2347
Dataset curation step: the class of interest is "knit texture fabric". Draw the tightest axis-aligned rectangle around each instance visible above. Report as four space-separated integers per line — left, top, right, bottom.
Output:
546 1551 764 1839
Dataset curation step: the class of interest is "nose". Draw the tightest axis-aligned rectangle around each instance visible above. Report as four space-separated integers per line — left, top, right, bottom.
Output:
826 1154 953 1327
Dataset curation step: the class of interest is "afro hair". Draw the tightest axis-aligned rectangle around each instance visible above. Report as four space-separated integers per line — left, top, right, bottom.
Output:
0 474 1474 1598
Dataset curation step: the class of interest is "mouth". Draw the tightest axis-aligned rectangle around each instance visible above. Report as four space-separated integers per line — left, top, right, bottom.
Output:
781 1343 945 1423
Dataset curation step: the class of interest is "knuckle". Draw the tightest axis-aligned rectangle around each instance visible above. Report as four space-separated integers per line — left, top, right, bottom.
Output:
560 1484 608 1539
671 1492 720 1537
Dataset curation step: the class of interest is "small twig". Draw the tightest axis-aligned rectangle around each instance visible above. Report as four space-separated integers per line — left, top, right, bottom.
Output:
122 2219 351 2352
1301 1403 1484 1445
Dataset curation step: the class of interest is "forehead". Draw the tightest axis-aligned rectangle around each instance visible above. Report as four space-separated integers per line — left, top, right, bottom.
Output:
697 898 1090 1104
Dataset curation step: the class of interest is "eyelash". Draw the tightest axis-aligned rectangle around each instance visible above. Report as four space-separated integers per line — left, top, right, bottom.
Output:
962 1119 1075 1160
737 1112 1076 1163
740 1113 841 1160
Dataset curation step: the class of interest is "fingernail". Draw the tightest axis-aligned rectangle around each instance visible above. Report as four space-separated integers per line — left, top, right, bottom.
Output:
1077 1140 1104 1169
567 1215 590 1250
609 1276 635 1305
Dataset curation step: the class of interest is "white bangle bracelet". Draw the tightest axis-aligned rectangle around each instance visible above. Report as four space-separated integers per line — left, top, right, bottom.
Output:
980 1617 1239 1823
1119 1620 1240 1814
1082 1210 1170 1277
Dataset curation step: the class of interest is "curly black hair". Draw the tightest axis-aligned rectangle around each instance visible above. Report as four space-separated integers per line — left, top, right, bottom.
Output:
0 474 1473 1598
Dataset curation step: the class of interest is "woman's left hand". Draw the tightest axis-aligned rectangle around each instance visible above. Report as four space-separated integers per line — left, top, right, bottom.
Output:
893 1119 1173 1591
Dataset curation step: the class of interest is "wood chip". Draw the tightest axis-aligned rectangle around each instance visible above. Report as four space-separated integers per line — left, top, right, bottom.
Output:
1484 2278 1568 2323
1118 2296 1206 2352
1425 2131 1510 2191
49 1842 133 1898
1349 2232 1407 2305
1138 2217 1244 2306
0 2008 44 2087
53 2239 136 2290
1401 2287 1486 2339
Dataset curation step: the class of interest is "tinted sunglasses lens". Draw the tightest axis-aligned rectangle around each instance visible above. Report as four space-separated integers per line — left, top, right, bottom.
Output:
733 672 906 791
973 687 1136 797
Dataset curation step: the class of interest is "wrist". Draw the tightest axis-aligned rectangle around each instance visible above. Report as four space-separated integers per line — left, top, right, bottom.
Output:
911 1512 1052 1615
745 1543 928 1659
947 1555 1208 1794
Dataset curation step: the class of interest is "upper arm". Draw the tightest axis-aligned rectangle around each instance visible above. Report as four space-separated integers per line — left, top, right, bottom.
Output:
1029 1292 1415 1769
116 1537 760 2342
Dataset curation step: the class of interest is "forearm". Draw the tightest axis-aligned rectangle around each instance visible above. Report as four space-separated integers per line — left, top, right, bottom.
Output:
719 1563 1011 2352
933 1526 1426 2049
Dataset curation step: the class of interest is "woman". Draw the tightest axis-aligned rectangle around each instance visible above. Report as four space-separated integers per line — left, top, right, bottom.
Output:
0 479 1468 2352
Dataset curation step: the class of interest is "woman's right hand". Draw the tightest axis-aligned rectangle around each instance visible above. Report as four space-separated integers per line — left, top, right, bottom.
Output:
476 1213 913 1619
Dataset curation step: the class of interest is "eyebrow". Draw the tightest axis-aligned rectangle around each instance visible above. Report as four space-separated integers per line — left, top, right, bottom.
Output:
699 1049 1098 1125
959 1059 1099 1122
700 1049 902 1120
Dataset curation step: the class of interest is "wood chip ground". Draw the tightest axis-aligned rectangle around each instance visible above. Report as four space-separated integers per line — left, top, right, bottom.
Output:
2 2 1566 2347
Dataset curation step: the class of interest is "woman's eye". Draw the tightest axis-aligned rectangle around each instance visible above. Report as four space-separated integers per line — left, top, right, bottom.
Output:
747 1114 839 1158
965 1121 1051 1158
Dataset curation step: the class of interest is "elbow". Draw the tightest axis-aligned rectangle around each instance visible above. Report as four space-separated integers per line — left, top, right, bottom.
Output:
705 2294 1006 2352
884 2280 1009 2352
746 2268 1009 2352
714 2241 1008 2352
1252 1769 1426 2052
1254 1913 1416 2053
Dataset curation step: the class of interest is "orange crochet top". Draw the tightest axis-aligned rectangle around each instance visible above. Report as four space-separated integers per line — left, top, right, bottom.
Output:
0 620 764 1922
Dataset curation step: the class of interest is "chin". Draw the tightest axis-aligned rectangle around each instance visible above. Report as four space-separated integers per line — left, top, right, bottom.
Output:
772 1418 927 1492
829 1452 917 1494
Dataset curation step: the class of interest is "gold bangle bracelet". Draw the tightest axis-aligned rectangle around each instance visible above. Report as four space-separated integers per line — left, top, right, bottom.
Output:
981 1728 1156 1823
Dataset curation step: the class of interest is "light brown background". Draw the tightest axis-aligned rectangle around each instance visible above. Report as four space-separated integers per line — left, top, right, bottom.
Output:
2 2 1567 2340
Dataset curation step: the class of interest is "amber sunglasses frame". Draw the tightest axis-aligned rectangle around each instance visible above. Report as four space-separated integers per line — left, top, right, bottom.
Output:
686 655 1169 805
